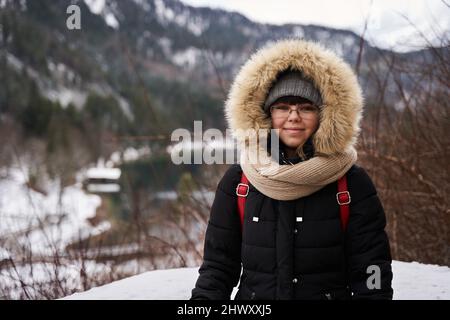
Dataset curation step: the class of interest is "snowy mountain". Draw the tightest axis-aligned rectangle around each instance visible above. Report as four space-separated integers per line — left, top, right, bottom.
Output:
63 261 450 300
1 0 440 122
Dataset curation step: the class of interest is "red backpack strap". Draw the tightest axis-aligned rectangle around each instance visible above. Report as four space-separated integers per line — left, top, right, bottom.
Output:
236 172 351 232
236 172 249 230
337 174 351 231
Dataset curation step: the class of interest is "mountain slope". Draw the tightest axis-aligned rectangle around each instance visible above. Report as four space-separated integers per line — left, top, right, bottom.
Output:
0 0 443 164
1 0 429 121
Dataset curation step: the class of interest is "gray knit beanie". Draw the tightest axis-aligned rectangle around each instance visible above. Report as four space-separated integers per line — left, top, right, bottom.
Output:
263 70 323 113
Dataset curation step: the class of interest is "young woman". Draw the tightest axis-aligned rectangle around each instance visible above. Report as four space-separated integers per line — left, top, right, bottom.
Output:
191 39 393 300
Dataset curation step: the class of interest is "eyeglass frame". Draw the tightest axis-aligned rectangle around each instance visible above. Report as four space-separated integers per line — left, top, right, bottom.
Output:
269 102 320 119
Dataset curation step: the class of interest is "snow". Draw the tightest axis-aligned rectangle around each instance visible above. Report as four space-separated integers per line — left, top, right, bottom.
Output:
291 26 304 39
0 247 10 260
172 47 202 70
87 184 120 193
132 0 151 12
87 83 133 120
343 35 356 48
184 15 209 37
155 0 176 23
47 61 77 83
158 37 173 56
62 260 450 300
63 267 201 300
84 0 106 15
44 87 87 109
85 167 121 180
1 260 115 299
84 0 120 29
5 52 24 70
7 54 88 109
0 164 115 298
392 261 450 300
104 12 119 29
154 0 209 36
122 147 139 162
0 167 103 255
105 147 152 166
122 146 151 162
240 25 259 37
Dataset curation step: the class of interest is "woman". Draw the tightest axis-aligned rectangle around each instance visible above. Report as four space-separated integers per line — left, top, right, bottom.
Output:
191 40 393 300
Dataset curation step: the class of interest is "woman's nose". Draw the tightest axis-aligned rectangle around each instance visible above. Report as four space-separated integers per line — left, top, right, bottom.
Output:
287 109 301 121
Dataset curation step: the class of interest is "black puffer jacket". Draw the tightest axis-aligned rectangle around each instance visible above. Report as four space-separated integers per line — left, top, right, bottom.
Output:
191 163 393 300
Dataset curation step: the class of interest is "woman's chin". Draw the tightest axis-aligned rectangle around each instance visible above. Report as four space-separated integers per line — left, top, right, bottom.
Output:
281 138 305 149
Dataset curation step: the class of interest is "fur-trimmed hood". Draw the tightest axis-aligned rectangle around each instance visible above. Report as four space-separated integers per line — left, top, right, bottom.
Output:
225 39 363 155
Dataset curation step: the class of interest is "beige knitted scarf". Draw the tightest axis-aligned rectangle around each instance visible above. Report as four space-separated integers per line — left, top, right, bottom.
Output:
240 142 357 201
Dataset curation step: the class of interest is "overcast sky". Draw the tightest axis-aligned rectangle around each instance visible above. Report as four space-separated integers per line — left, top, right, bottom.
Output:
180 0 449 52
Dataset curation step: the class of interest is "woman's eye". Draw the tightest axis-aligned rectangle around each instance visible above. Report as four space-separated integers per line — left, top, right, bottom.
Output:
303 106 316 112
276 106 290 111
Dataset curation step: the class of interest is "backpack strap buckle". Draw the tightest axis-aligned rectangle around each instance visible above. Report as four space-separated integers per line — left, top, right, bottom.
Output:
336 191 351 205
236 183 249 197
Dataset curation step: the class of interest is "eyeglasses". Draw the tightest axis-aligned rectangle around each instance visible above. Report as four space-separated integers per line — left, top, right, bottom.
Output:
270 103 319 119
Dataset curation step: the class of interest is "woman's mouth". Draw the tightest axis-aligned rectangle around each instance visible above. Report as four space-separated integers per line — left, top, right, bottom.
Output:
284 128 305 132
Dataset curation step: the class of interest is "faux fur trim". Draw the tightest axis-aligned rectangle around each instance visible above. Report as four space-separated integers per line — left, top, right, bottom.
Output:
224 39 363 155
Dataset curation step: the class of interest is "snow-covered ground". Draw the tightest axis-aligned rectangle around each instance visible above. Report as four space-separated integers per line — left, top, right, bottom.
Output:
64 260 450 300
0 167 105 256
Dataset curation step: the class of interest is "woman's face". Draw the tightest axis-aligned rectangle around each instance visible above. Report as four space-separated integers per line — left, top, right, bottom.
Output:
270 97 320 150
